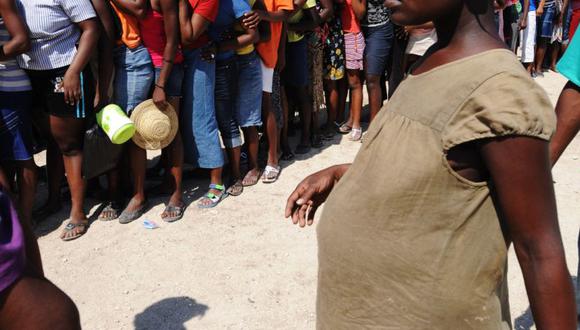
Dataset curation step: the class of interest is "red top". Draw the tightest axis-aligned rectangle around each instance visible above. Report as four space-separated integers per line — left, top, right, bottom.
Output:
186 0 219 49
340 0 361 33
140 9 183 67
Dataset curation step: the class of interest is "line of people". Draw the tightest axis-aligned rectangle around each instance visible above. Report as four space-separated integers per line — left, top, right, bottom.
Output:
0 0 399 242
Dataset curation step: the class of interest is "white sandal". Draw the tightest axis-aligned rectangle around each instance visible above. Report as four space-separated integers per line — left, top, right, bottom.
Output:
261 165 281 184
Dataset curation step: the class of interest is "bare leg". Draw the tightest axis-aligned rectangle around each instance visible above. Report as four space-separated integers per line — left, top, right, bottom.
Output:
280 89 292 155
262 92 279 168
550 42 561 71
161 96 184 220
0 269 80 330
535 38 548 74
124 142 147 213
345 70 364 130
550 82 580 165
48 116 87 240
336 78 348 124
323 79 338 132
366 73 383 122
16 160 37 225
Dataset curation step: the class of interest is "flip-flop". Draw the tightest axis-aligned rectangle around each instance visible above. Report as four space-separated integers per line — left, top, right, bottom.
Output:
61 221 89 242
242 169 262 187
349 128 363 142
98 201 123 221
161 203 185 223
262 165 281 184
226 180 244 197
198 184 227 209
338 124 352 134
118 201 149 224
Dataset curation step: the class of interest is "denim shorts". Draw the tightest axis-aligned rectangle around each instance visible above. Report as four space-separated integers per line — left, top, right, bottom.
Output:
181 49 224 169
538 3 557 38
236 51 262 128
113 45 154 114
215 57 242 149
282 38 309 87
0 91 33 161
154 64 184 97
362 22 394 76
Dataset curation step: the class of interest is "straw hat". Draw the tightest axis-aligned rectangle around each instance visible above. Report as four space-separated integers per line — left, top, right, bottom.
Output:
130 99 178 150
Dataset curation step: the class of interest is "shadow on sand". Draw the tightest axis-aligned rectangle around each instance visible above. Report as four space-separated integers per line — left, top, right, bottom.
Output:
134 296 209 330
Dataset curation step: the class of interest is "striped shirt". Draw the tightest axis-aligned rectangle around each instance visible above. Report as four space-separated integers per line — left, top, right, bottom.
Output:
15 0 96 70
0 18 30 92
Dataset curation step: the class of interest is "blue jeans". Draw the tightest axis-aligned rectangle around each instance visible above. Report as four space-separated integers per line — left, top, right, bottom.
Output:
113 45 154 114
362 22 394 76
153 64 184 97
181 49 224 169
215 58 242 149
236 51 262 128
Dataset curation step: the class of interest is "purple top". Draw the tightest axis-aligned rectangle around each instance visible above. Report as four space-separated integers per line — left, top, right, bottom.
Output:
0 190 26 293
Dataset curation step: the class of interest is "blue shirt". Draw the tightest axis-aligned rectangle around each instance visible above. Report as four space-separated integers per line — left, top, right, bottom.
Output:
209 0 251 61
530 0 537 12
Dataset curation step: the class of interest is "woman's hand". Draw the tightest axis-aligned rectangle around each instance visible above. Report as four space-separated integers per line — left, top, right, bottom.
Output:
152 85 168 110
242 10 261 30
62 69 82 106
285 165 349 227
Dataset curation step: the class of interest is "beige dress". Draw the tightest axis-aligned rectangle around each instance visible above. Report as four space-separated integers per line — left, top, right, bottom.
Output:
317 49 556 329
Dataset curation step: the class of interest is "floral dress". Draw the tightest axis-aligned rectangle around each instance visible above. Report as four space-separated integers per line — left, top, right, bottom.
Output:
322 4 346 81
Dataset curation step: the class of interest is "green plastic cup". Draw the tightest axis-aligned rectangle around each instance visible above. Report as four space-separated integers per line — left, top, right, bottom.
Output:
96 104 136 144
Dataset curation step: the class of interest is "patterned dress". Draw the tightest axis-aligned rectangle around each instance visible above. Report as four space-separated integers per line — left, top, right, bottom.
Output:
322 4 346 81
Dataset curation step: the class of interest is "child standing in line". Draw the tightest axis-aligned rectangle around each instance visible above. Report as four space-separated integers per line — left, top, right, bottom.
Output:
336 0 365 142
242 0 294 184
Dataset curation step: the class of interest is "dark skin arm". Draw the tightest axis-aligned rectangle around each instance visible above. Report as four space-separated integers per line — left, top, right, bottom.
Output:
0 0 29 60
480 137 576 329
91 0 115 108
558 0 569 25
350 0 366 22
216 18 259 52
178 0 212 48
518 0 529 30
63 18 100 106
288 7 320 32
317 0 334 23
149 0 179 110
253 0 271 42
111 0 148 18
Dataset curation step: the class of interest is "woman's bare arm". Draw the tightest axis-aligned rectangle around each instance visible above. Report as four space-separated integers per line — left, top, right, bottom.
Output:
111 0 148 18
91 0 115 107
481 136 577 329
151 0 179 109
0 0 29 60
178 0 211 47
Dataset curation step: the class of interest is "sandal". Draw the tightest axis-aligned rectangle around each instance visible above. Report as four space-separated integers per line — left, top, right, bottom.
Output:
61 221 89 242
161 203 185 223
226 179 244 197
262 165 281 184
349 128 363 142
198 184 227 209
98 201 123 221
118 201 149 224
242 169 262 187
338 123 352 134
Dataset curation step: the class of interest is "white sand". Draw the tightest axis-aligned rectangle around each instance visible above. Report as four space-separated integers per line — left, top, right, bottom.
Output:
34 72 578 329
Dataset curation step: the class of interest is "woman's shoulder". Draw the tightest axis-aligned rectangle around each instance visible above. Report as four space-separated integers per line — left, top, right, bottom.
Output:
441 50 556 150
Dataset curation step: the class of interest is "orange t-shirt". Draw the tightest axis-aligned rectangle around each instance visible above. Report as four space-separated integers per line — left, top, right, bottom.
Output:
110 2 141 49
256 0 294 68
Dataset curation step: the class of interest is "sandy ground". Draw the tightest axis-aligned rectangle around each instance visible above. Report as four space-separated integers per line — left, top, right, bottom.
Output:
33 72 578 330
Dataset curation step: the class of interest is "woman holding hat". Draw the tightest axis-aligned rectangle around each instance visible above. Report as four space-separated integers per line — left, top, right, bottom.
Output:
133 0 184 222
99 0 154 223
16 0 99 241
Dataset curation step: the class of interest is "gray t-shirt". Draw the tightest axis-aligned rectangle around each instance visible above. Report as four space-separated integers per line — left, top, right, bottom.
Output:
362 0 390 27
16 0 96 70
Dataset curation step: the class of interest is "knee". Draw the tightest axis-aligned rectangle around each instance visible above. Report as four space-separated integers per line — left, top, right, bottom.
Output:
56 140 82 157
348 78 362 90
366 76 381 91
